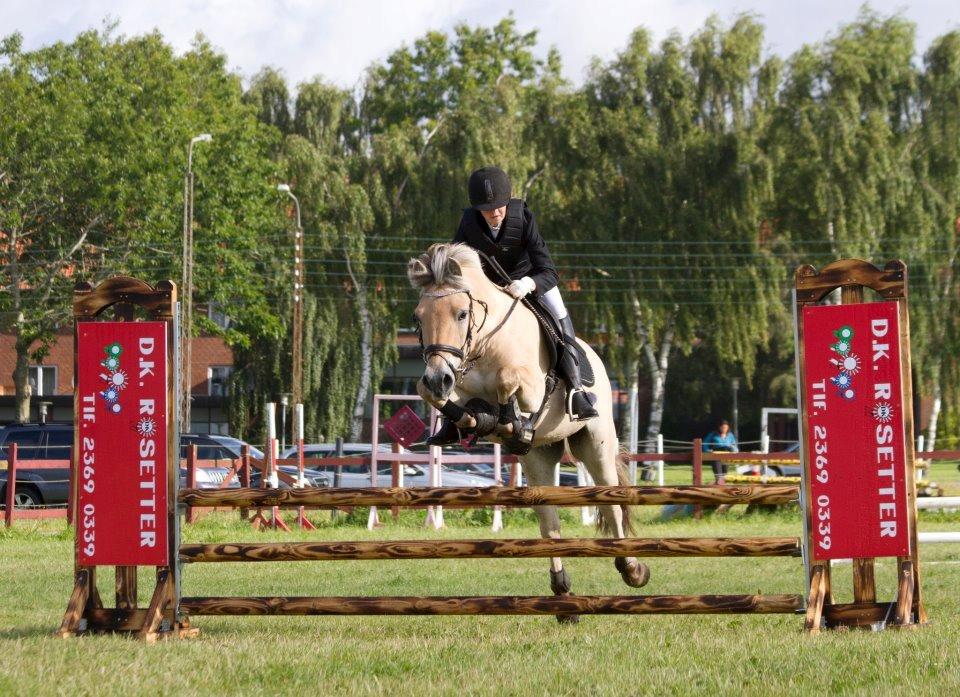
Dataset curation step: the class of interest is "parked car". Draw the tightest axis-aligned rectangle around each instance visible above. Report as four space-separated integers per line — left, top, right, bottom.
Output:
414 442 586 486
0 424 250 508
181 434 331 489
405 441 585 486
181 433 265 463
278 442 495 487
0 422 72 507
249 465 331 489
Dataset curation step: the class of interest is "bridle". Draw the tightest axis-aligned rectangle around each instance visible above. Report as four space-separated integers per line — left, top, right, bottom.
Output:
416 288 489 381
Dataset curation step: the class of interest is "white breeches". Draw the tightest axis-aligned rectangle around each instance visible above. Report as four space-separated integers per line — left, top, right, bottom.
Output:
540 286 568 320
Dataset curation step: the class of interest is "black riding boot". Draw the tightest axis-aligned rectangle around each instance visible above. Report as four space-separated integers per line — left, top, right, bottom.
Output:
558 316 598 421
426 418 462 446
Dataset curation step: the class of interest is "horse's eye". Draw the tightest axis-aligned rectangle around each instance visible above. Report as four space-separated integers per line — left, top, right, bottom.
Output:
457 310 468 321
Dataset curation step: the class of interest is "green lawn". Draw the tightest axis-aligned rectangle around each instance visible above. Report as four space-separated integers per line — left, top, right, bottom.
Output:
2 505 959 696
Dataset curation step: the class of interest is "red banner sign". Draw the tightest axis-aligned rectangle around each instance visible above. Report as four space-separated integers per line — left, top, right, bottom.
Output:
802 302 910 560
76 322 169 566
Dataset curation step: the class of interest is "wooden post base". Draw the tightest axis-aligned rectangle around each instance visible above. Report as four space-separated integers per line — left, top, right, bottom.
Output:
805 560 924 633
57 568 198 642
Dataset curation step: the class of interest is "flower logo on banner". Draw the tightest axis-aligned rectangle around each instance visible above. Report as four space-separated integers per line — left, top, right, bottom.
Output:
828 325 856 400
99 342 126 414
136 417 158 437
871 401 895 424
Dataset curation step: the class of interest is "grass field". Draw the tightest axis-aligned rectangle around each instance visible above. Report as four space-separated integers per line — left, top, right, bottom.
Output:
2 501 960 696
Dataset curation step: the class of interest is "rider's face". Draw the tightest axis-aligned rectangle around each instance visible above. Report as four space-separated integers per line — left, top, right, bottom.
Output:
480 206 507 228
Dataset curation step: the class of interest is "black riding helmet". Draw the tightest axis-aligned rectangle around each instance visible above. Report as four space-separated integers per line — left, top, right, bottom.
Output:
468 166 511 210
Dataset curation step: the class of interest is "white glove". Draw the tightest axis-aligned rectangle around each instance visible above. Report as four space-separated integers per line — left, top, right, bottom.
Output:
506 277 536 299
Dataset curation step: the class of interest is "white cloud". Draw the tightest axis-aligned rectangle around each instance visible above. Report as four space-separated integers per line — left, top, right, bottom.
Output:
2 1 958 88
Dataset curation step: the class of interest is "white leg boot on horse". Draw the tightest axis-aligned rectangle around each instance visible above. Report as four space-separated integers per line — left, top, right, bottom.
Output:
522 441 579 624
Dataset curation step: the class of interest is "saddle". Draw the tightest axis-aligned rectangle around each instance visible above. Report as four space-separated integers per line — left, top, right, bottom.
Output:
524 295 595 388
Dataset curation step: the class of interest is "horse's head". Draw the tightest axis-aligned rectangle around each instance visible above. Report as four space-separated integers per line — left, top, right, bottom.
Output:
408 243 487 401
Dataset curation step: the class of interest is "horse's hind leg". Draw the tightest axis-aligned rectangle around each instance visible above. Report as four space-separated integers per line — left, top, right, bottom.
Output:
567 424 650 589
521 441 579 624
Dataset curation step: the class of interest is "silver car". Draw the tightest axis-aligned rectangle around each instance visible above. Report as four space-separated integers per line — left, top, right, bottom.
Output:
278 443 497 487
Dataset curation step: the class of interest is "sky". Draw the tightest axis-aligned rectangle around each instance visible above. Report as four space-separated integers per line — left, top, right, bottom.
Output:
3 1 958 89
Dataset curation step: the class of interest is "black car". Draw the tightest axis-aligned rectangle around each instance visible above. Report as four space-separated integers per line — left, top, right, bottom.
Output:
0 422 72 507
0 424 250 508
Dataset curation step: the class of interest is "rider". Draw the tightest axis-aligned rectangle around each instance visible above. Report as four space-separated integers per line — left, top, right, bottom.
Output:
427 165 597 446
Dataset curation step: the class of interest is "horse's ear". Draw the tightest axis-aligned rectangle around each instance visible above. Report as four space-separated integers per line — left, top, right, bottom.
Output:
407 256 431 288
445 257 463 280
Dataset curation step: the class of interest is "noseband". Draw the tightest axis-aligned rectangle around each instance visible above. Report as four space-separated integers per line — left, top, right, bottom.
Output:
417 288 488 380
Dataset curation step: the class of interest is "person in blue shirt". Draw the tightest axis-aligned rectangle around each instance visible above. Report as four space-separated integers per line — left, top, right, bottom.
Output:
702 419 738 483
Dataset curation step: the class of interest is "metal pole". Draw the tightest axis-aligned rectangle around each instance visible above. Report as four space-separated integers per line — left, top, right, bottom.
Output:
265 402 278 489
292 221 304 407
656 433 665 485
368 395 380 529
295 404 304 443
181 133 211 433
279 186 304 407
181 159 191 433
280 399 287 453
491 443 503 532
331 436 343 521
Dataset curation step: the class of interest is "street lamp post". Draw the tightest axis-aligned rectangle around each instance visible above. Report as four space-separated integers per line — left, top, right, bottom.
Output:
181 133 212 433
277 184 304 409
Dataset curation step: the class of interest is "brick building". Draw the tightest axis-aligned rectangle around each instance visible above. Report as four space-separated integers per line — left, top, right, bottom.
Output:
0 329 234 433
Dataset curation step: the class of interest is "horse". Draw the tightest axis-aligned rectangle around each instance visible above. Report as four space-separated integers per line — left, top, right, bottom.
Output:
408 243 650 621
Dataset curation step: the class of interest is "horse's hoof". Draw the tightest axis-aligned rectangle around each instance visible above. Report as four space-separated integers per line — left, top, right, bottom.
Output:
556 613 580 625
616 559 651 588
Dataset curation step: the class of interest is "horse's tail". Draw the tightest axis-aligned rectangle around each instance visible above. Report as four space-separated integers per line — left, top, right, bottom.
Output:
596 448 635 537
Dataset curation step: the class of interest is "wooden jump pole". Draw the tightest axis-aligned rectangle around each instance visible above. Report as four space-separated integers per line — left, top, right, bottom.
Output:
178 484 799 509
179 594 804 616
179 536 801 562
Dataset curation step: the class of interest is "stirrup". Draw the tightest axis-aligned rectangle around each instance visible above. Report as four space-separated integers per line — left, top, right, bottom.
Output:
566 388 598 421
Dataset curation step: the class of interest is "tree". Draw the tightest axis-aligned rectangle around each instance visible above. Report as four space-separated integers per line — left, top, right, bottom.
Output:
236 72 395 441
557 16 782 454
0 27 280 423
914 31 960 448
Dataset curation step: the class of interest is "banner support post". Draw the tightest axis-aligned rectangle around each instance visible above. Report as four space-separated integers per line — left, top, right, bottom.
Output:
58 276 195 642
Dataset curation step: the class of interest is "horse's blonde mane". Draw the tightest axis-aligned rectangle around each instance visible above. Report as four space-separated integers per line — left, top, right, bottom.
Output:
407 243 482 290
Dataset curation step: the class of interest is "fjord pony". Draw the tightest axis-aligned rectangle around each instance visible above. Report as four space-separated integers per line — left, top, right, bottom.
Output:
408 243 649 616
